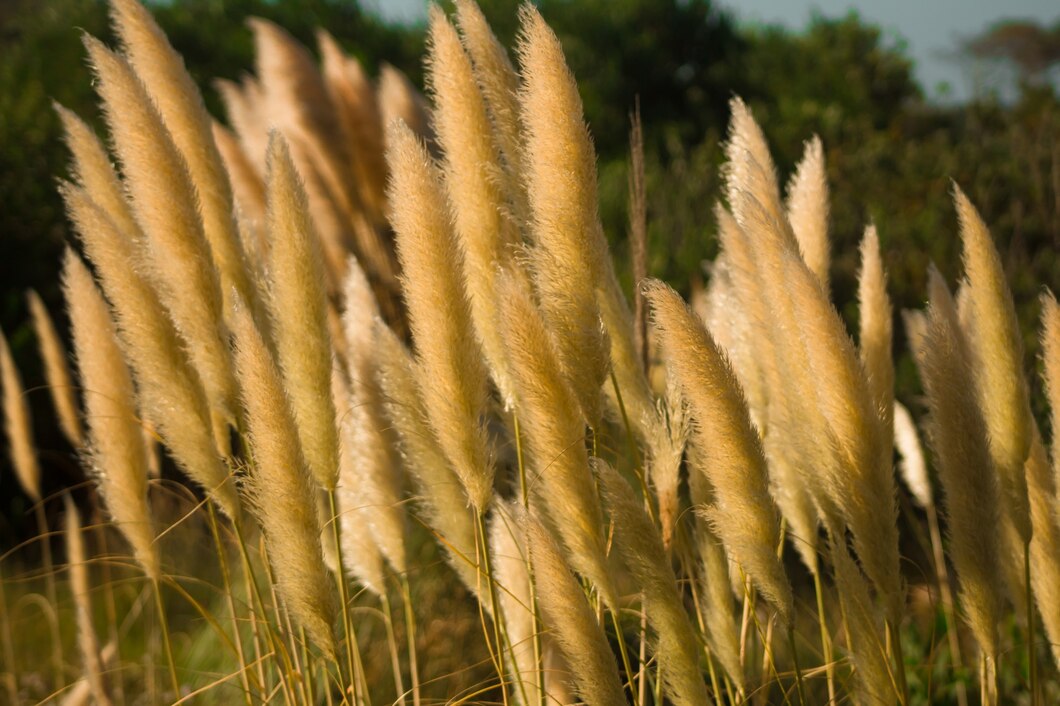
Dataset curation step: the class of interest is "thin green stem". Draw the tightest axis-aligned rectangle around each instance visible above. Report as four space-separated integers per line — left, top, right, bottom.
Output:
609 607 639 706
812 570 836 705
327 488 364 705
399 575 421 706
152 577 180 699
887 619 910 706
206 504 256 705
474 510 509 706
381 590 407 705
787 623 806 706
34 502 63 687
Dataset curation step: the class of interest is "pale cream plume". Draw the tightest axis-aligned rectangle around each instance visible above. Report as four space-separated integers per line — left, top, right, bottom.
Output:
858 225 894 450
27 290 83 448
724 97 787 233
1042 290 1060 498
516 5 610 426
109 0 257 315
954 184 1032 544
695 525 744 690
497 272 615 605
84 37 237 422
427 6 520 404
53 103 139 241
215 77 269 177
63 251 159 581
645 280 792 623
893 401 932 509
0 329 41 502
597 460 710 706
332 364 387 595
61 184 239 519
386 120 494 514
264 134 340 491
212 121 266 240
230 297 337 656
63 496 113 706
917 267 1002 659
527 513 626 706
785 135 830 289
341 260 407 576
373 320 480 599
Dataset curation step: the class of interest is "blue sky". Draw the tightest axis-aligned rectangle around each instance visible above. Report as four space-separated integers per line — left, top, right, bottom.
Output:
363 0 1059 102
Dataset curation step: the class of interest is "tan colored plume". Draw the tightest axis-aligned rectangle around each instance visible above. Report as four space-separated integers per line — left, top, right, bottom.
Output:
63 251 159 581
0 329 41 502
893 401 932 509
785 135 830 289
27 290 83 448
858 224 894 450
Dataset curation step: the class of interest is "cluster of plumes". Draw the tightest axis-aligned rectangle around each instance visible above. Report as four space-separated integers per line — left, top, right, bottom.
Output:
3 0 1060 704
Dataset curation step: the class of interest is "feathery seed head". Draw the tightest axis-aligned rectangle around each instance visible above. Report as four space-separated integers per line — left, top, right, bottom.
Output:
27 290 84 448
0 329 41 502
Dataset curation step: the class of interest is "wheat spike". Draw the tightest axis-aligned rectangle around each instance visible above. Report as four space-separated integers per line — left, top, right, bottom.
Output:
27 290 83 448
230 297 337 656
527 512 626 706
53 103 139 242
264 134 340 491
109 0 256 315
597 459 710 706
84 36 237 423
0 329 41 502
785 135 830 290
954 184 1032 543
63 251 159 581
63 496 113 706
497 271 616 605
516 5 610 426
386 119 494 514
61 184 239 519
645 279 793 623
916 267 1002 659
373 319 480 599
427 6 521 404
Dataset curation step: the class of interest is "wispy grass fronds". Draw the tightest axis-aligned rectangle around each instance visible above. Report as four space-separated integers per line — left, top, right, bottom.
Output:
695 525 744 690
215 76 269 178
953 184 1032 543
724 97 786 231
917 267 1002 660
341 260 407 576
212 121 266 242
84 36 237 423
53 103 140 242
1043 290 1060 497
27 290 83 449
373 319 481 600
597 459 710 706
230 297 338 657
527 511 626 706
386 119 494 514
645 279 793 623
264 134 340 491
785 135 830 290
62 251 159 581
893 401 931 509
63 496 112 706
497 271 615 606
61 184 239 519
516 4 610 426
858 225 894 449
109 0 256 315
427 6 522 405
379 64 432 145
0 329 41 502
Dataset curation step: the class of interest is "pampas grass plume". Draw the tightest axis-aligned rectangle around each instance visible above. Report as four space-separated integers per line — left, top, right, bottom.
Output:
596 459 710 706
526 512 626 706
84 36 236 422
230 296 337 656
858 225 894 445
63 496 112 706
918 267 1002 658
61 184 239 519
785 135 830 289
893 401 931 509
0 329 41 502
954 184 1032 542
386 119 494 514
264 134 340 491
63 251 159 581
27 290 83 448
644 279 793 623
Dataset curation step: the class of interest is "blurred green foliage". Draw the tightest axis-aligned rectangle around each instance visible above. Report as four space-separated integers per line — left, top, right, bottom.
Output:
0 0 1058 539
